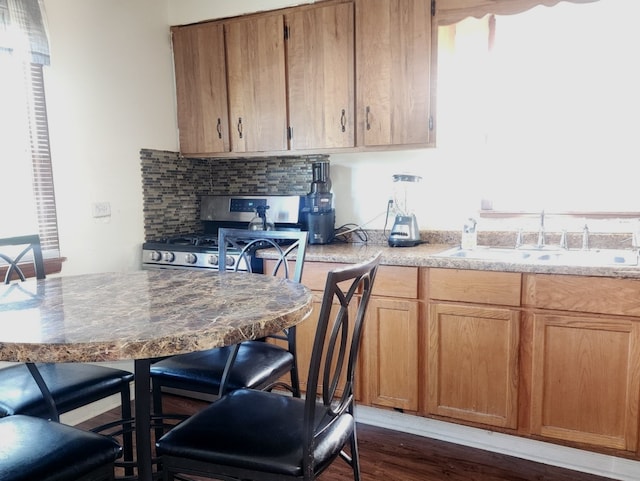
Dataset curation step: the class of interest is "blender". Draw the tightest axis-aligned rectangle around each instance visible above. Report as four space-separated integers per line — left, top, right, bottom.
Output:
388 174 422 247
305 161 335 244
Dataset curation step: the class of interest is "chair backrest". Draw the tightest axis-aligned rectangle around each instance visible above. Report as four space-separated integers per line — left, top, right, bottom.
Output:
217 228 308 283
217 228 309 395
302 252 381 476
0 234 45 284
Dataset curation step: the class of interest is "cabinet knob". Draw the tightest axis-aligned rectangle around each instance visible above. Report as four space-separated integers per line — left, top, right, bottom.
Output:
340 109 346 133
365 106 371 131
216 118 222 139
237 117 243 139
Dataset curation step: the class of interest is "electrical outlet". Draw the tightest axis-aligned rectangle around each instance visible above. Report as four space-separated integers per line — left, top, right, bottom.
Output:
92 202 111 218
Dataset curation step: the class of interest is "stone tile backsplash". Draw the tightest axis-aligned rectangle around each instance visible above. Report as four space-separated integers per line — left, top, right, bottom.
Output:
140 149 327 240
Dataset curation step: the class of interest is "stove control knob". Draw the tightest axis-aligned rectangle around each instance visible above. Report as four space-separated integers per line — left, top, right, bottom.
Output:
163 252 175 262
185 253 197 264
150 251 162 262
208 255 219 266
226 256 236 267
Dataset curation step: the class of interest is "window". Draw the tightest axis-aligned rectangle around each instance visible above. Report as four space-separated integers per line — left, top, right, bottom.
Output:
437 0 640 217
0 0 60 267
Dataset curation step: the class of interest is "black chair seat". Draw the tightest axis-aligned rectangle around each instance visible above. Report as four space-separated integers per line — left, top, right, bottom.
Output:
0 363 134 419
150 341 293 394
156 389 354 477
0 414 122 481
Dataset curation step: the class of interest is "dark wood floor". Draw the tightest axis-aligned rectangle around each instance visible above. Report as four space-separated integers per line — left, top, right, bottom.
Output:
79 394 615 481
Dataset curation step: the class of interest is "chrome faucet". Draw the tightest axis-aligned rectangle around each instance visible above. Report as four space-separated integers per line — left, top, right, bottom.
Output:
536 210 545 248
582 224 590 250
559 229 568 250
515 228 523 249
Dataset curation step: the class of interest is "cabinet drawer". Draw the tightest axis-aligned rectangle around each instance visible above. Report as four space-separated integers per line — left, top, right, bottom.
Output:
428 268 521 307
372 265 418 299
301 262 347 291
302 263 418 299
523 274 640 316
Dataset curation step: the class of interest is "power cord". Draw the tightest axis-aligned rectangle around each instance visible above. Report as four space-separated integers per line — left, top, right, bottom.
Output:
332 201 396 244
333 223 369 243
383 199 394 239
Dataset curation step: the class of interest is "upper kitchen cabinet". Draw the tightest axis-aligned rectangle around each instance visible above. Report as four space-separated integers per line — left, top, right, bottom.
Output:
225 14 288 153
171 23 230 155
356 0 433 147
285 2 355 150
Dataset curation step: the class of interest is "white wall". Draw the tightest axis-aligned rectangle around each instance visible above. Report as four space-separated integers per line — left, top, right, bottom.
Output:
44 0 178 275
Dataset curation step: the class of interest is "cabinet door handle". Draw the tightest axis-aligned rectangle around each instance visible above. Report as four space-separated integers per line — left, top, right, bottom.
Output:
216 118 222 139
365 106 371 131
340 109 346 132
237 117 243 139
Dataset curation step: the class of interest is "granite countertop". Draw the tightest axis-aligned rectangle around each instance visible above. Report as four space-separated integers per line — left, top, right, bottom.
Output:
294 242 640 279
0 270 313 363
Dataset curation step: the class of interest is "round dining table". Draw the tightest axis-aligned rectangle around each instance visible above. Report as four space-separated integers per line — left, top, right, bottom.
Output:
0 269 313 481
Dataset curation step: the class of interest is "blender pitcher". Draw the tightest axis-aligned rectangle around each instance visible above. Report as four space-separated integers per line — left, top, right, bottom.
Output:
388 174 422 247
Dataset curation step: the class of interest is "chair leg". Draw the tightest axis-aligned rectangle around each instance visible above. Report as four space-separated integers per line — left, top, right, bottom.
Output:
152 379 166 442
290 359 301 398
120 382 134 478
349 425 362 481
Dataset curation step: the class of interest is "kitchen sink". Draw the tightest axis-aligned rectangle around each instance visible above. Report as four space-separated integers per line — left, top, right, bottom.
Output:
438 247 535 262
436 246 639 267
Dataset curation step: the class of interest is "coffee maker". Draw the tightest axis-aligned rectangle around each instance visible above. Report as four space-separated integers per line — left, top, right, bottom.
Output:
305 161 335 244
388 174 422 247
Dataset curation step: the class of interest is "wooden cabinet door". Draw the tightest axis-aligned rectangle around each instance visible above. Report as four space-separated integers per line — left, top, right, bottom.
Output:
356 0 432 147
295 291 362 400
225 14 288 152
428 303 520 429
286 2 355 150
530 312 640 451
171 23 230 155
362 296 420 411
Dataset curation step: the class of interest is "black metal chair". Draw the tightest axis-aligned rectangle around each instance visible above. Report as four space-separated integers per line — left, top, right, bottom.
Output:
156 252 382 481
0 235 134 474
150 229 308 433
0 414 122 481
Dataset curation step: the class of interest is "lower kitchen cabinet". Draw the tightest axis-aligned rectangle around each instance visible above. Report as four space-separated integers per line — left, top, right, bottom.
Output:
524 274 640 452
293 262 421 409
361 265 421 412
363 297 419 411
295 289 360 398
427 302 520 429
271 258 640 459
426 268 521 429
528 312 640 451
292 261 361 398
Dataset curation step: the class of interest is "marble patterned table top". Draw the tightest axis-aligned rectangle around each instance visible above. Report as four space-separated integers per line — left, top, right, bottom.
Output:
0 270 313 363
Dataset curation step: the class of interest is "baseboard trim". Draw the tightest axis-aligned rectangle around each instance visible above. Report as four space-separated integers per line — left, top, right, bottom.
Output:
355 406 640 481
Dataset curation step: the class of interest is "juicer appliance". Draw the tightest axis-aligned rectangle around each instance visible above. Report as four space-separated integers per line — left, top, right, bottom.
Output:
305 161 335 244
388 174 422 247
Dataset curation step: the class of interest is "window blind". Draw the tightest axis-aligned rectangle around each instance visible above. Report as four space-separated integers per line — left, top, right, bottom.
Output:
28 63 60 258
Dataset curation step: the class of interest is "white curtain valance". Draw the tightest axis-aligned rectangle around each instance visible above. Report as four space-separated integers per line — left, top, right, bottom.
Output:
0 0 49 65
436 0 599 25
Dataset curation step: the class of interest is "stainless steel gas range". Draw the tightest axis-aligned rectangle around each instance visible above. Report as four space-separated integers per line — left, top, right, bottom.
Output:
142 195 305 271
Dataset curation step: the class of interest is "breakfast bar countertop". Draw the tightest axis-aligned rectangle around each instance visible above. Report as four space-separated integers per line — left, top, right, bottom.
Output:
0 270 313 364
298 243 640 279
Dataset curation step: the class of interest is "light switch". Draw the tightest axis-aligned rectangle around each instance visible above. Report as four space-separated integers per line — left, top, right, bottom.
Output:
92 202 111 218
